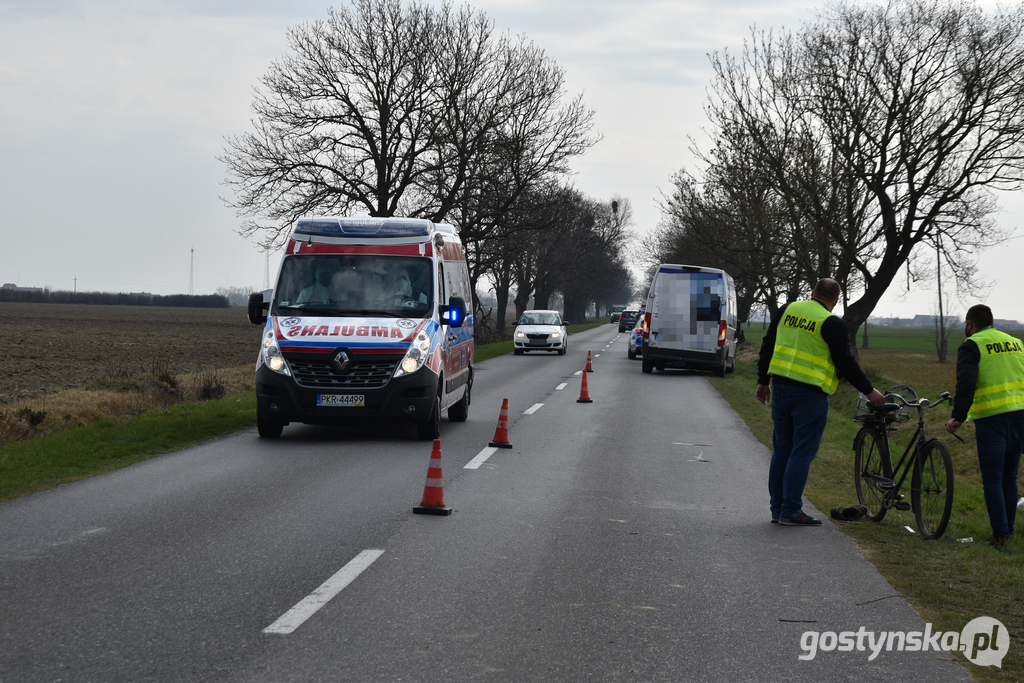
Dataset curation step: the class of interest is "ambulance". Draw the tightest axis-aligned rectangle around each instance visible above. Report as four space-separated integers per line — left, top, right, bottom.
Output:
247 217 473 439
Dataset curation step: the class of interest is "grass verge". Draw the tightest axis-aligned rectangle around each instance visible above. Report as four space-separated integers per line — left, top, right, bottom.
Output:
709 334 1022 682
0 392 256 503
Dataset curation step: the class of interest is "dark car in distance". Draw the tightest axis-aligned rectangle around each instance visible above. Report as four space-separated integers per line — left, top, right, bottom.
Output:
618 309 640 333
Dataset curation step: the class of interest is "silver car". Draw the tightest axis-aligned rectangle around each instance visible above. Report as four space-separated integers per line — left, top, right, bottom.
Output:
513 310 568 355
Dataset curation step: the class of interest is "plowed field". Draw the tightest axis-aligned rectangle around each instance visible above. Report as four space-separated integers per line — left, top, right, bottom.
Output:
1 302 262 402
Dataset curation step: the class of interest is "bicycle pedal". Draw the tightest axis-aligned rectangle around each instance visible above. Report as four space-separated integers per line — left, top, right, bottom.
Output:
895 502 911 511
867 473 897 490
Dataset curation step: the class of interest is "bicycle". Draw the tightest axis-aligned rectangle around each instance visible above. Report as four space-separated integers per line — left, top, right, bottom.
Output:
852 385 957 540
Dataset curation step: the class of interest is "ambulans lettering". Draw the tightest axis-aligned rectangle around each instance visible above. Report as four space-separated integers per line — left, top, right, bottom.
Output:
782 314 818 334
282 321 410 338
985 340 1023 355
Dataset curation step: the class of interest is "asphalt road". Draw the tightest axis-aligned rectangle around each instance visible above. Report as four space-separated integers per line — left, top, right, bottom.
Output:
0 324 972 682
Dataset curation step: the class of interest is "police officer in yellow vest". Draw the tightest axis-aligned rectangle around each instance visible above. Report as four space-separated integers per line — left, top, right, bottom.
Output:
945 304 1024 549
756 279 884 526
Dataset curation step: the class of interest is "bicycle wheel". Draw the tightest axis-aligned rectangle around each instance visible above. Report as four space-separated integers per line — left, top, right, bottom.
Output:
854 426 892 521
912 439 954 540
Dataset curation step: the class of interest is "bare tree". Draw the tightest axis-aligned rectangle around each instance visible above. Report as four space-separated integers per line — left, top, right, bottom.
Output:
221 0 596 251
702 0 1024 342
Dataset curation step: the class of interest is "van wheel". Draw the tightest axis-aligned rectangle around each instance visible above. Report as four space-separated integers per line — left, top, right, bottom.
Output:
257 413 284 439
727 353 736 374
448 379 470 422
417 390 442 440
642 358 654 374
715 354 729 377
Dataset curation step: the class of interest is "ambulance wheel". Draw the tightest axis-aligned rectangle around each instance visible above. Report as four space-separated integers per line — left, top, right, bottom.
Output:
628 349 636 360
417 392 442 440
448 377 470 422
557 344 566 356
257 413 284 439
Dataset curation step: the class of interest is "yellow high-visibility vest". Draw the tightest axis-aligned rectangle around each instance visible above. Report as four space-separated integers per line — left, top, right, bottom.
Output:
967 326 1024 420
768 300 839 394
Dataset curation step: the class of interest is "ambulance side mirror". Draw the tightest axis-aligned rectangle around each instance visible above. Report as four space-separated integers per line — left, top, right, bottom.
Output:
440 296 467 328
248 291 269 325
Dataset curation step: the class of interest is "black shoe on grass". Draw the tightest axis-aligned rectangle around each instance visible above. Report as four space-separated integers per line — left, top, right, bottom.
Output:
779 512 822 526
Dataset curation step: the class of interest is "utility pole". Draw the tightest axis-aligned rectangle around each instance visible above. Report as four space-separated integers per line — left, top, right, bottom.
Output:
263 250 270 290
936 239 947 363
189 248 194 296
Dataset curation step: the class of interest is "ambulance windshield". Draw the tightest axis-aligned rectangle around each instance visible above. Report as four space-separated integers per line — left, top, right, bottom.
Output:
274 255 432 317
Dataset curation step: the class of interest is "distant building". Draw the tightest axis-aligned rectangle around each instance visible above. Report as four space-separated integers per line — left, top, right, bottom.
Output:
1 283 43 293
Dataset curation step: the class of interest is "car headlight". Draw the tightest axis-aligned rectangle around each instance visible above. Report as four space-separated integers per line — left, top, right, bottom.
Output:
550 332 561 338
262 330 291 376
516 331 526 338
395 329 432 378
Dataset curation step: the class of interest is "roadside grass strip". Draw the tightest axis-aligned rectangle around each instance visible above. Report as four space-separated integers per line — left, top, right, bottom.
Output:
0 392 257 503
264 549 385 635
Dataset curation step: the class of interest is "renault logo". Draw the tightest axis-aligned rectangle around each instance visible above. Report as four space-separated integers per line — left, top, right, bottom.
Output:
332 350 351 372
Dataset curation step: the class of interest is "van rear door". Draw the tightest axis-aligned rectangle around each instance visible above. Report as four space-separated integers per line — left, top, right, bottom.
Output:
650 267 724 353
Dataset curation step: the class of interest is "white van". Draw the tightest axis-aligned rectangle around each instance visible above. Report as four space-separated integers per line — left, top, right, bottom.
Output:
640 264 737 376
247 217 473 440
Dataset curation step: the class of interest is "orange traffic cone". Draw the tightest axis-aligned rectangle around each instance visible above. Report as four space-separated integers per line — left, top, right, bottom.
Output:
577 367 593 403
488 398 513 448
414 439 452 516
585 351 594 372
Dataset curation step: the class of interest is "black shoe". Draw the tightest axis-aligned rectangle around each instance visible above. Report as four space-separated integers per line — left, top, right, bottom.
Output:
830 504 868 521
779 512 822 526
771 514 779 524
986 536 1009 549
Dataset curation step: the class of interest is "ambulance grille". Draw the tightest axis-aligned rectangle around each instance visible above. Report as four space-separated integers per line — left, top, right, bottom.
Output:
289 359 397 389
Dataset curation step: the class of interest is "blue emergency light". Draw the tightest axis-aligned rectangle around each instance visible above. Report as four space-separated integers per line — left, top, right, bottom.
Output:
294 217 432 238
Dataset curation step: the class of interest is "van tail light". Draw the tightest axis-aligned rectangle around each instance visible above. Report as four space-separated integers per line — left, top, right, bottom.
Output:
718 319 727 346
642 312 651 338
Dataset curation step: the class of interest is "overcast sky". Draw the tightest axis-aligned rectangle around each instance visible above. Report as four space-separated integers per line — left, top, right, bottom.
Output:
2 0 1022 320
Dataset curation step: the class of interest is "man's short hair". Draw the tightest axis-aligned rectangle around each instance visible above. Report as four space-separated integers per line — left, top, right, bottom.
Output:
966 304 994 328
812 278 841 303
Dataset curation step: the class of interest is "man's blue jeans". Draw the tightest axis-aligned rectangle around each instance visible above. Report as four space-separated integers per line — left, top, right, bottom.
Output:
973 410 1024 538
769 382 831 518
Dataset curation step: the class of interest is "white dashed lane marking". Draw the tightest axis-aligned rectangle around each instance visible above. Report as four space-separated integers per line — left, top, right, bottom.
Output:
524 403 544 415
264 549 385 635
465 446 498 470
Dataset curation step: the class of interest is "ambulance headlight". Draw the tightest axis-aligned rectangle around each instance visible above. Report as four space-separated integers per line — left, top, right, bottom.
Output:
395 330 431 378
262 330 291 376
516 331 526 338
550 332 561 338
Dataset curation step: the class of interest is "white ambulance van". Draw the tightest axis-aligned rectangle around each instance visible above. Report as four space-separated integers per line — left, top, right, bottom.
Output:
640 264 737 376
247 217 473 440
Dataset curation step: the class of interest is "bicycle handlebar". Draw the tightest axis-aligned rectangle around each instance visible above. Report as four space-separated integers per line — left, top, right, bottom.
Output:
868 391 951 412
